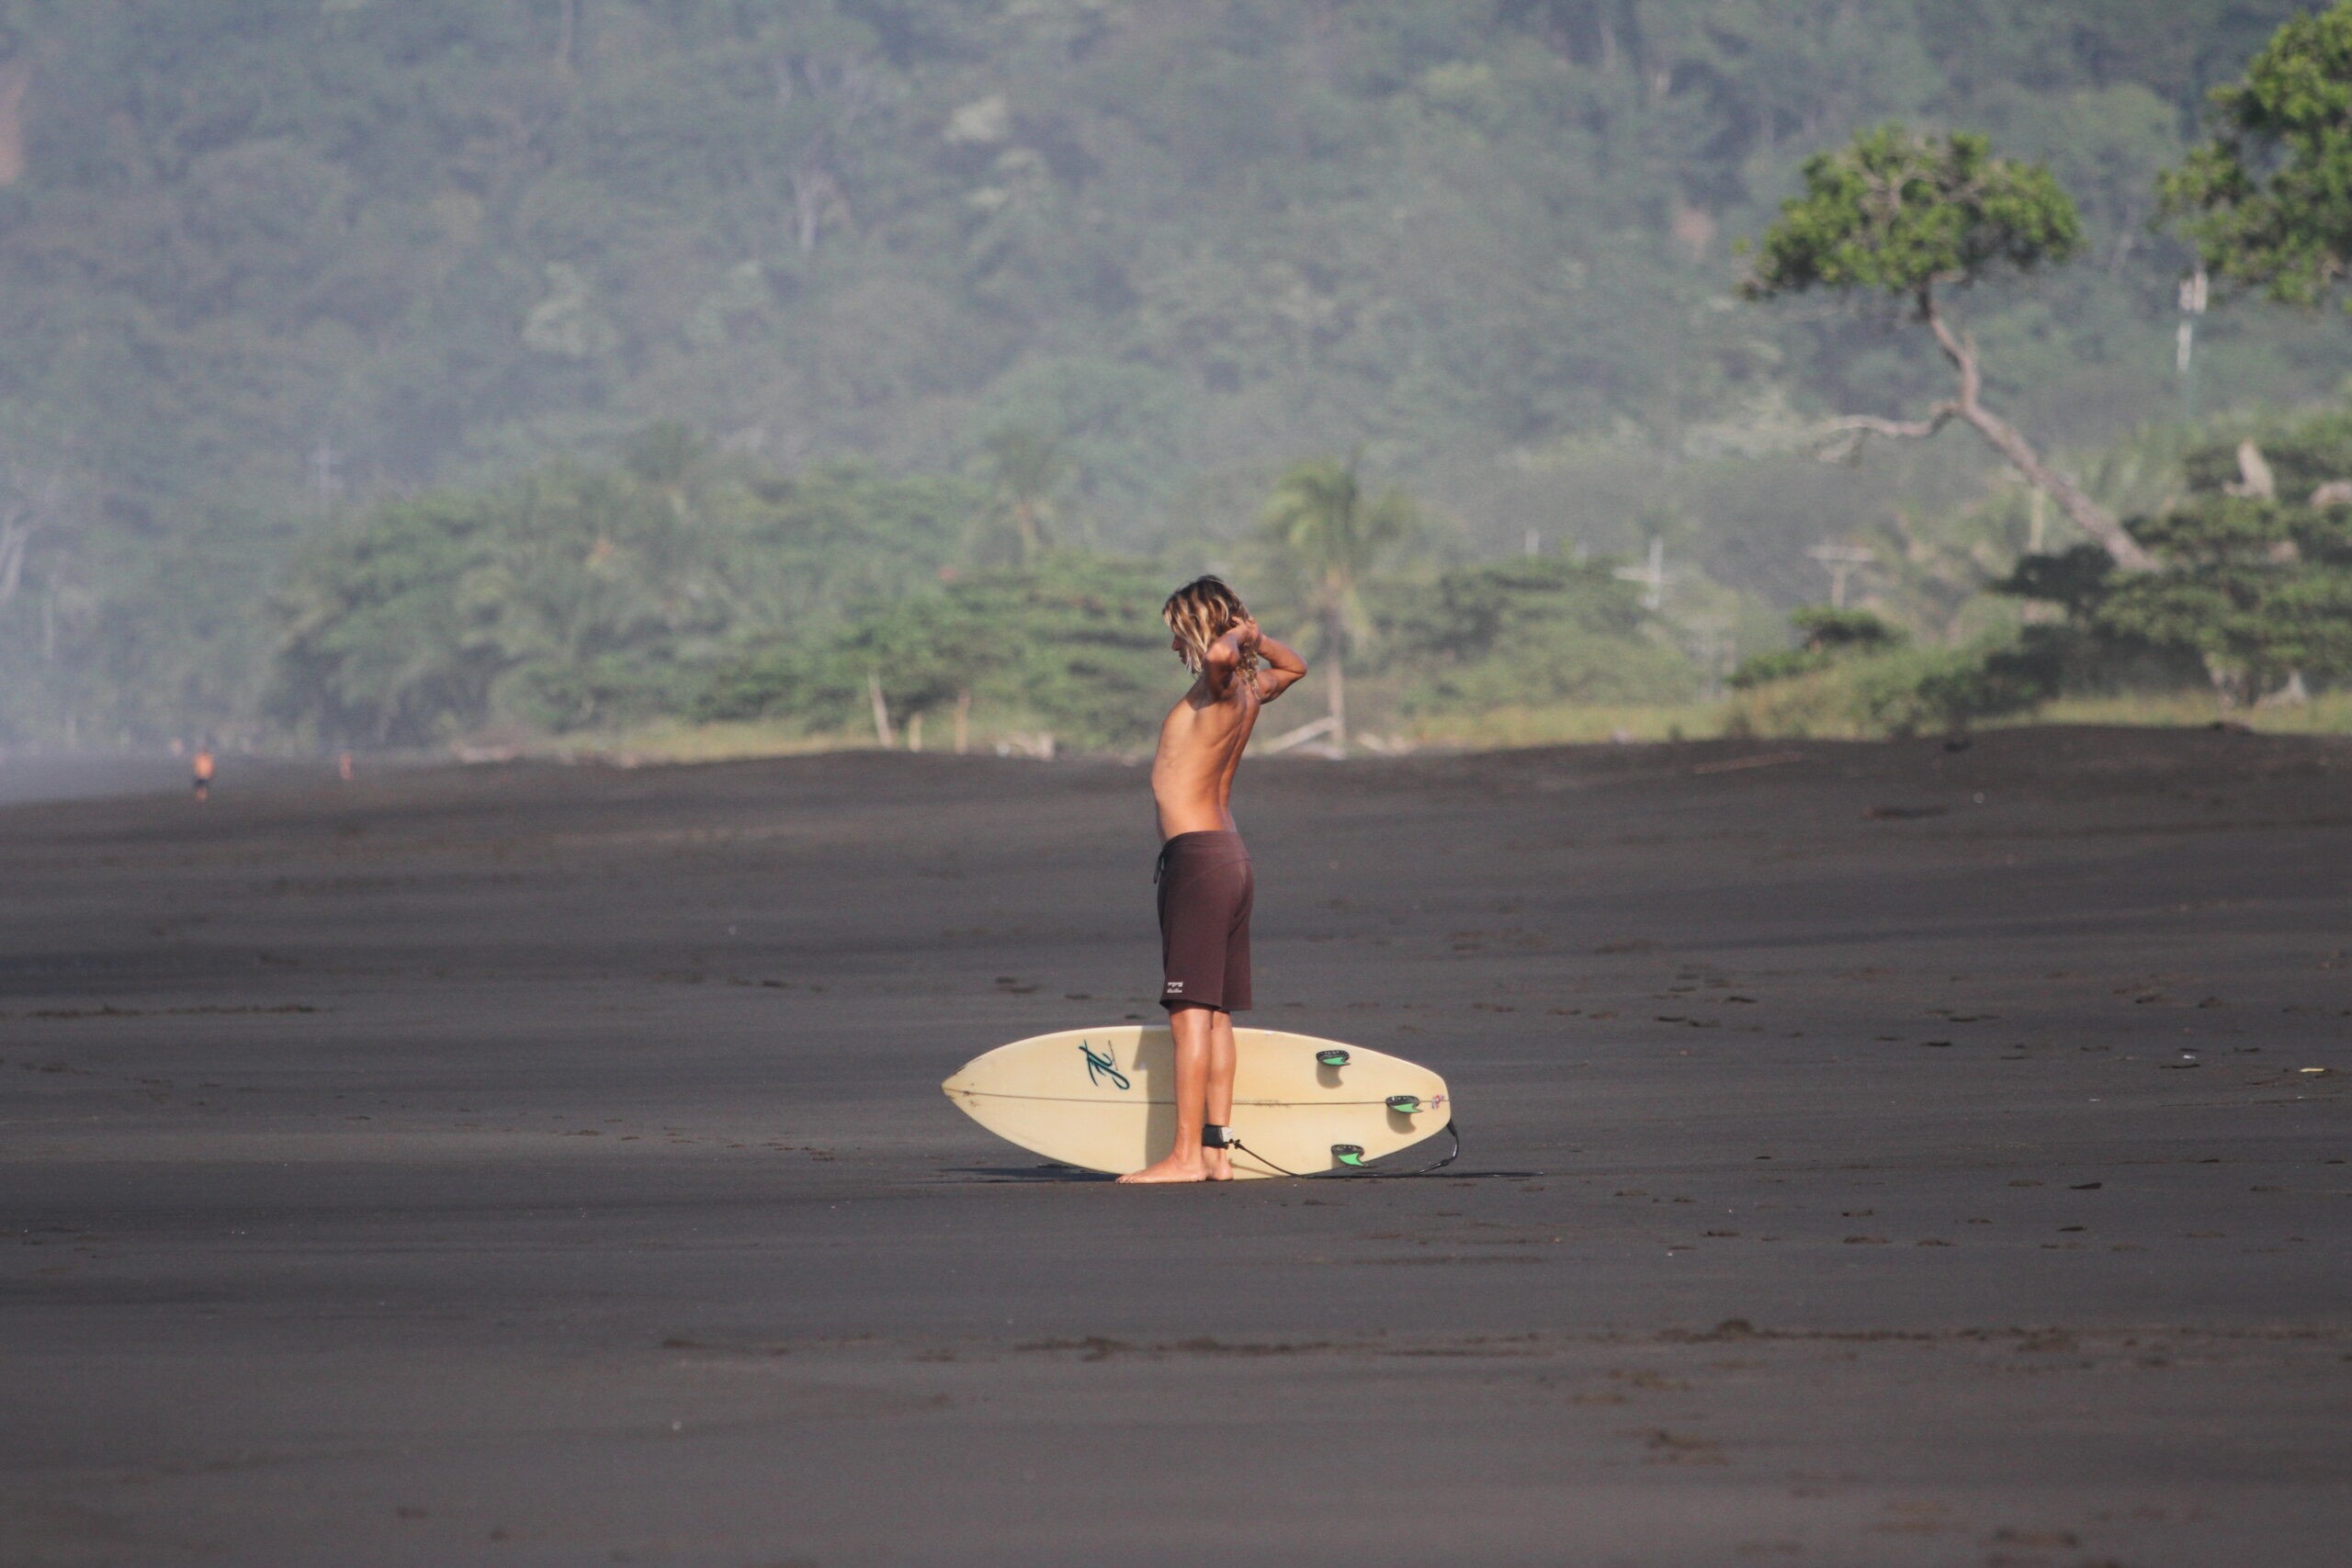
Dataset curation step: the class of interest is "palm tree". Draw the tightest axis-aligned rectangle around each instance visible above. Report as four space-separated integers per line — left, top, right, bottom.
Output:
981 426 1070 565
1257 454 1415 751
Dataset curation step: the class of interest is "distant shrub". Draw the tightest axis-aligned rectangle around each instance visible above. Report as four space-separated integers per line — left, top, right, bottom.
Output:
1373 558 1699 712
2003 407 2352 707
691 553 1173 750
1729 606 1905 691
1729 641 2043 739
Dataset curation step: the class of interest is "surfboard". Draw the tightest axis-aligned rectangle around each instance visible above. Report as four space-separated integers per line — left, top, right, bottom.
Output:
942 1025 1450 1179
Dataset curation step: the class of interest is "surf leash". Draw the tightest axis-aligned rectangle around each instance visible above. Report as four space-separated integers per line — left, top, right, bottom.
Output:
1210 1119 1465 1179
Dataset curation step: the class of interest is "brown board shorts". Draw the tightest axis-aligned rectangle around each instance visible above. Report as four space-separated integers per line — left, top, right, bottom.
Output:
1156 829 1253 1012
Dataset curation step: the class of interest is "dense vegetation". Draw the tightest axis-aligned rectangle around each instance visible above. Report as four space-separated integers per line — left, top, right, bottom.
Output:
0 1 2346 746
2004 411 2352 707
266 434 1687 749
266 427 978 742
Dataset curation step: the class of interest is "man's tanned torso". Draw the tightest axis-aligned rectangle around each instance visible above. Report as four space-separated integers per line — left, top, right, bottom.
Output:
1150 665 1263 839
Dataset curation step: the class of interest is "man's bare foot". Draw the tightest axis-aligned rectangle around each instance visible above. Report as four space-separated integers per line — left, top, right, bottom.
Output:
1203 1146 1234 1180
1118 1151 1208 1183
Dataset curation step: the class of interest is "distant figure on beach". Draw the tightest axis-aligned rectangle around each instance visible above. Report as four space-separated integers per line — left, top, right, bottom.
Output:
191 746 214 803
337 750 354 783
1120 577 1307 1183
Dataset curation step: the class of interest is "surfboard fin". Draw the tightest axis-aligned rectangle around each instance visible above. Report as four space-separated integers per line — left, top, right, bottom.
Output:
1331 1145 1368 1168
1316 1049 1351 1069
1385 1094 1423 1114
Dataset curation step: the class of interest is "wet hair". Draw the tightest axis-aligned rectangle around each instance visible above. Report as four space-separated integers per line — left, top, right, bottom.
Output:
1161 575 1258 681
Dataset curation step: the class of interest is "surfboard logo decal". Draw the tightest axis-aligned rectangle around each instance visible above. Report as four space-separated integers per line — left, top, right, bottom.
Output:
1079 1042 1132 1091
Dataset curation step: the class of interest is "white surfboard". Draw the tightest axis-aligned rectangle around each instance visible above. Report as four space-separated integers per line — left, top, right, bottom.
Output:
943 1025 1450 1179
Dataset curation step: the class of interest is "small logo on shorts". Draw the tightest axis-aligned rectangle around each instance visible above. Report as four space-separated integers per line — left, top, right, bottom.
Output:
1080 1042 1131 1090
1164 980 1183 993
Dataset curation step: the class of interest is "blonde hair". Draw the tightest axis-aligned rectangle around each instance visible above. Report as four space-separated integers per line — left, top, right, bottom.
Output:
1161 575 1259 682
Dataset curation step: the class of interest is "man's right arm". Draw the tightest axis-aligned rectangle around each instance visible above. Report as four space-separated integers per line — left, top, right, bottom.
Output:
1241 620 1308 702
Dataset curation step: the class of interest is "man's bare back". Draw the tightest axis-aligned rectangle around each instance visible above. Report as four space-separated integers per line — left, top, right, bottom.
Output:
1149 614 1306 839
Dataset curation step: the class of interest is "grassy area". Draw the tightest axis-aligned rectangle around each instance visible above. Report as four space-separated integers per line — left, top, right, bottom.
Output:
1397 703 1731 748
509 715 1069 765
1400 690 2352 750
2014 693 2352 734
441 690 2352 769
504 719 854 766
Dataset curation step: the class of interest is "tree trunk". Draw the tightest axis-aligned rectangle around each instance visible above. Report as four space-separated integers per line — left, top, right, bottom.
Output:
1325 649 1346 754
0 516 29 604
1930 300 2154 571
791 161 837 255
1821 294 2156 572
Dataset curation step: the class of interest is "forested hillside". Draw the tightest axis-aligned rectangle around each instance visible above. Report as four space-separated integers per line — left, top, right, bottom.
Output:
0 1 2340 743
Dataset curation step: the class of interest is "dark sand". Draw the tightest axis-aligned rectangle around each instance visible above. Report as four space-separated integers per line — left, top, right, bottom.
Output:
3 729 2346 1566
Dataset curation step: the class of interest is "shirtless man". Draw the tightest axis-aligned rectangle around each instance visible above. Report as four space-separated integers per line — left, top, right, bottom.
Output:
1120 577 1308 1183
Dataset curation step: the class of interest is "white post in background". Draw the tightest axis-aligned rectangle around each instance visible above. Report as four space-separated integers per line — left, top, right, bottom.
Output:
2177 265 2208 423
307 438 343 506
866 669 895 748
1806 542 1875 609
1614 536 1666 611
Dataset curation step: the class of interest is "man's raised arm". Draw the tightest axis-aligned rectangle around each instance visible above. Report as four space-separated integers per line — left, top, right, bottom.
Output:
1237 617 1307 703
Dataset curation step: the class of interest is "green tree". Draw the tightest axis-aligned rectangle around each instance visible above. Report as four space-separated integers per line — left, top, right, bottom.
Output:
1743 124 2154 570
1 3 2336 742
978 426 1071 565
695 554 1170 752
2094 498 2352 705
268 433 977 744
1996 412 2352 707
1729 606 1905 689
1257 456 1416 750
2162 3 2352 308
1373 556 1696 712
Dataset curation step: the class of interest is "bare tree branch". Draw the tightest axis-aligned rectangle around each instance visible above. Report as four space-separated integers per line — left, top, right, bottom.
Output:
1815 406 1961 463
1810 288 2156 571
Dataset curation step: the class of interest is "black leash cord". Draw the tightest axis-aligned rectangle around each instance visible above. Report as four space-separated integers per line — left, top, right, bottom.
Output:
1227 1118 1464 1179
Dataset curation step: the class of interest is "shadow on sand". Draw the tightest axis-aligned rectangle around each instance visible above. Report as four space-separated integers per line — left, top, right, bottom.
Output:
937 1164 1118 1183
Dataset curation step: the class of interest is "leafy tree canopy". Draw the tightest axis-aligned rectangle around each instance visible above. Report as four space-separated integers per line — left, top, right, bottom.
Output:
1740 119 2154 570
269 434 978 744
1256 456 1417 656
2162 1 2352 306
1744 124 2082 304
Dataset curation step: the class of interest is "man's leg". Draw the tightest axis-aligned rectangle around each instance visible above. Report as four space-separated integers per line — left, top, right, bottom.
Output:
1203 1009 1237 1179
1117 1003 1216 1183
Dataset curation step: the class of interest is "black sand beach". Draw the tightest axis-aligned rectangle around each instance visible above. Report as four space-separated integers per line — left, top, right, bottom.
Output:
4 729 2347 1566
